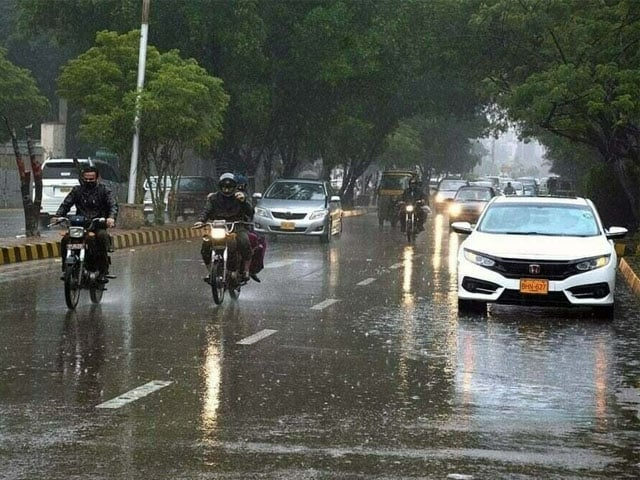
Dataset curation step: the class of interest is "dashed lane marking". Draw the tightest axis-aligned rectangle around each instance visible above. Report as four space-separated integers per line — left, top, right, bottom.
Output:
311 298 340 310
237 329 278 345
264 259 297 268
357 277 377 286
95 380 173 409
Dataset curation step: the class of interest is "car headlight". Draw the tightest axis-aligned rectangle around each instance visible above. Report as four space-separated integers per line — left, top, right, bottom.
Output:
463 249 496 267
435 193 445 203
449 204 461 216
309 209 328 220
576 255 610 271
254 207 270 218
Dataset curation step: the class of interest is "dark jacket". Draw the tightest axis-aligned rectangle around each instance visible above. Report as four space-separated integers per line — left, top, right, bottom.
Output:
402 185 425 204
198 192 254 223
56 183 118 220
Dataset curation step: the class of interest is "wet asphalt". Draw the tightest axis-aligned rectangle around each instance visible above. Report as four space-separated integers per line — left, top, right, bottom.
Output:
1 211 640 479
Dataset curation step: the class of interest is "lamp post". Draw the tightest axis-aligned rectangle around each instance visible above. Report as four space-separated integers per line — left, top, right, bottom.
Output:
127 0 150 204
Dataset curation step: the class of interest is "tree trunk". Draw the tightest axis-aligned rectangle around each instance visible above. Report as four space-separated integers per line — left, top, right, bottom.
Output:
612 157 640 229
25 125 42 236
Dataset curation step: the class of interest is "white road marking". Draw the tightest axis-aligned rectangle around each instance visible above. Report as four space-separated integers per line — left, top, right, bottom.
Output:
96 380 173 409
389 262 403 270
264 259 297 268
357 277 377 286
311 298 340 310
237 329 278 345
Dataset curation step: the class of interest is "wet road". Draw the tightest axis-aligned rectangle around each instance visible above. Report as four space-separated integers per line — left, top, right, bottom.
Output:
2 212 640 479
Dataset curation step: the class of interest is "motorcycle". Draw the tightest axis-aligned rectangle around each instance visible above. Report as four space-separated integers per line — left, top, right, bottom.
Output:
398 200 425 243
194 220 251 305
50 215 112 309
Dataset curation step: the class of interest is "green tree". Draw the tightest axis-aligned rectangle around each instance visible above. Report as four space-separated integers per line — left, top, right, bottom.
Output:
57 30 229 219
471 0 640 226
0 47 49 142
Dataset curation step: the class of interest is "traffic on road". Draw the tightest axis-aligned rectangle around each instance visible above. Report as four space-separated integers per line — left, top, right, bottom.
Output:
2 209 640 479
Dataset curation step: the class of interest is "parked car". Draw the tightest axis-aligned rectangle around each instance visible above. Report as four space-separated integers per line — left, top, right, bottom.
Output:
143 176 172 214
448 185 498 225
253 178 342 243
451 196 628 318
38 158 127 222
167 176 216 219
433 177 469 213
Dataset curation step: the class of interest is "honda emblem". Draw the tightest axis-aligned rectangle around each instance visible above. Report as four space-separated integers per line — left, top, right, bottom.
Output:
529 264 541 274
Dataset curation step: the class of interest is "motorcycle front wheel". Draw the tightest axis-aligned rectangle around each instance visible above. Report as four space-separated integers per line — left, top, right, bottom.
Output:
211 261 225 305
64 264 82 309
89 278 104 304
406 215 414 243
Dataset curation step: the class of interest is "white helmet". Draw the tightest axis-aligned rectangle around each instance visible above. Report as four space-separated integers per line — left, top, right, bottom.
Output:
218 172 237 196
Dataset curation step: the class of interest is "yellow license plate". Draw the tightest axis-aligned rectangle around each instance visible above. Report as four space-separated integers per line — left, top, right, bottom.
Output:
280 221 295 230
520 278 548 294
58 187 72 193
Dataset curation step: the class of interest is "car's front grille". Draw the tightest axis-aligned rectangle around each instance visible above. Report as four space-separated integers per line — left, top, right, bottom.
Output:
269 226 307 233
484 257 580 280
272 212 307 220
498 289 570 306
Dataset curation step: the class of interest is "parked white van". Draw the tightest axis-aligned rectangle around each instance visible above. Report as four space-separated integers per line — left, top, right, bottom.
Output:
38 158 127 220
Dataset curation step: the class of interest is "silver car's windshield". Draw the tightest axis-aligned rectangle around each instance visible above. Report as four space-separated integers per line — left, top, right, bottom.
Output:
477 204 600 236
265 182 326 200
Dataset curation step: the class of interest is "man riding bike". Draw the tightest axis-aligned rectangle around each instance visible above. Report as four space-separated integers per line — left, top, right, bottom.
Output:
52 165 118 282
193 173 255 282
399 175 427 232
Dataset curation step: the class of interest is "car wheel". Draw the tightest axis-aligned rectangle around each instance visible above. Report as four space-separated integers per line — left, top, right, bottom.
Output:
320 220 332 244
457 298 487 315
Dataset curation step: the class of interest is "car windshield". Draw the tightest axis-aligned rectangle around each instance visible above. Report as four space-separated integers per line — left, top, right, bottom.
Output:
439 179 467 190
177 177 212 191
456 188 492 201
42 161 87 179
265 181 326 200
379 175 412 190
477 204 600 236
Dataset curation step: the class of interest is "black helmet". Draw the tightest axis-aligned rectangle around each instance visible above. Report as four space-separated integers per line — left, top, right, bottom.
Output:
218 172 237 196
235 174 248 191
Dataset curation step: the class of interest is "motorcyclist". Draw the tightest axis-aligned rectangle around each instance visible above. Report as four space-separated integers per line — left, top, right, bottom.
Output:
234 174 266 283
503 181 516 195
193 173 254 282
400 175 426 232
52 165 118 282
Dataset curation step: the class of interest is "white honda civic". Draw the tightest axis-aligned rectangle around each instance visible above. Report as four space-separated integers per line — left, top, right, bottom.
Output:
451 196 628 318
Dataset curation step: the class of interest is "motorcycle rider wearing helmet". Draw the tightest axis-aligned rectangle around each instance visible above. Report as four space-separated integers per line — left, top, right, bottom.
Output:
193 173 254 282
52 165 118 281
400 175 426 232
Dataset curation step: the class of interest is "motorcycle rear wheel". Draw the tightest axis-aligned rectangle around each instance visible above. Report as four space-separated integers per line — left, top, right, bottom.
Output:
211 262 225 305
64 264 81 309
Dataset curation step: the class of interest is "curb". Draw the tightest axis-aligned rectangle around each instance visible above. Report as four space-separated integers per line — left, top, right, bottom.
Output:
619 257 640 298
0 208 368 265
0 226 200 266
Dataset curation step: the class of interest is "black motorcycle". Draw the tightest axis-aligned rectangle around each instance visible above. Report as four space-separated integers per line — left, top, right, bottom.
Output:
194 220 250 305
50 215 111 309
398 200 425 243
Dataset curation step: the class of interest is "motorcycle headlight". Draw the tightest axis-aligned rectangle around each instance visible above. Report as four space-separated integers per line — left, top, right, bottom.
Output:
69 226 84 238
463 249 496 267
576 255 610 271
405 205 414 213
210 227 226 240
309 209 328 220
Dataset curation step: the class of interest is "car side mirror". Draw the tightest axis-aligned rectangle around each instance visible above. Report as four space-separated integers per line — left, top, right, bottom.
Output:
330 195 340 203
605 226 628 239
451 221 473 234
252 193 262 200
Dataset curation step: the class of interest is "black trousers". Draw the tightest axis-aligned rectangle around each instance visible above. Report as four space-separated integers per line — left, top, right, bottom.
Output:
200 229 251 266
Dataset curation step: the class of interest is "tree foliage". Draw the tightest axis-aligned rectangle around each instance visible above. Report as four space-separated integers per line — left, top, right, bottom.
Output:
0 47 49 142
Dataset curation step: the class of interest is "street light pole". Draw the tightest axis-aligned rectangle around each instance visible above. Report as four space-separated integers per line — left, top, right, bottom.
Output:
127 0 150 204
